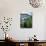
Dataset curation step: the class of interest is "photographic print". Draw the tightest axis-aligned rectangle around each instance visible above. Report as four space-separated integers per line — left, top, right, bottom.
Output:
20 12 32 28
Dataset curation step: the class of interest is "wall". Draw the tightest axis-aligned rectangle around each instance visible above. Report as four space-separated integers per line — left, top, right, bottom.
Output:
0 0 46 40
